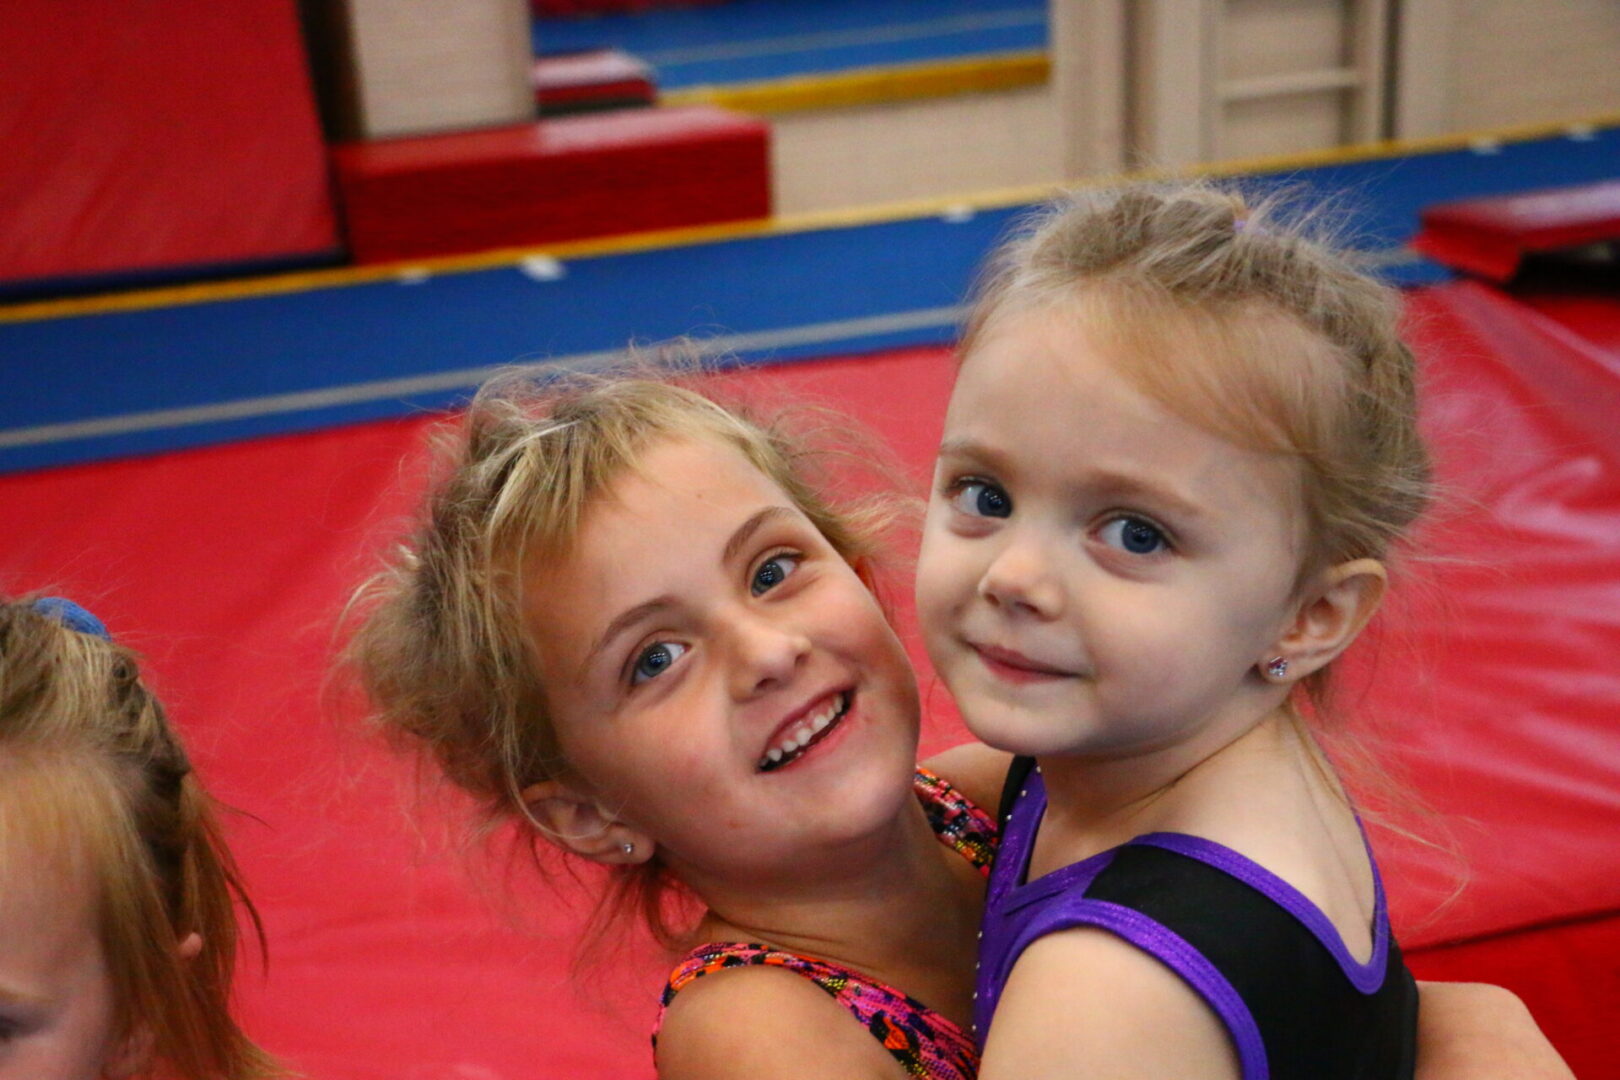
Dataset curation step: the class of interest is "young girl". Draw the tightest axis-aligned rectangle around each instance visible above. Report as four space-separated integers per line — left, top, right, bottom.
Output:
346 373 1010 1080
0 596 276 1080
914 183 1439 1078
346 368 1562 1080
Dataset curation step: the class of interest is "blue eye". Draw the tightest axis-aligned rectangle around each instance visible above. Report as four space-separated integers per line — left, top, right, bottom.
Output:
1099 516 1169 555
948 479 1012 519
631 641 686 685
751 553 800 596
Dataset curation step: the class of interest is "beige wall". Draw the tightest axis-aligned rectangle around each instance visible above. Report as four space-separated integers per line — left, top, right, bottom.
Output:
769 1 1126 213
344 0 535 138
771 86 1065 213
1395 0 1620 137
1129 0 1388 168
747 0 1620 214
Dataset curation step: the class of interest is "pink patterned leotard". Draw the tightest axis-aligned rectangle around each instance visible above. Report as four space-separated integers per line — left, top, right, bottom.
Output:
653 767 998 1080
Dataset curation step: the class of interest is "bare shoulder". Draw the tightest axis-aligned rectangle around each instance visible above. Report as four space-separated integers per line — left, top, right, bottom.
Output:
656 961 903 1080
977 927 1240 1080
920 741 1015 814
1416 981 1574 1080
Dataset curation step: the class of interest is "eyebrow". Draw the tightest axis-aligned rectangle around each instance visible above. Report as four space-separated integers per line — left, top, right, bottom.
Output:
936 438 1208 522
581 505 800 673
1086 469 1209 523
582 596 675 676
936 436 998 465
722 505 798 564
0 984 49 1007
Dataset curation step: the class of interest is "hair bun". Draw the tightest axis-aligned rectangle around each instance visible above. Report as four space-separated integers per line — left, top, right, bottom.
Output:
31 596 112 640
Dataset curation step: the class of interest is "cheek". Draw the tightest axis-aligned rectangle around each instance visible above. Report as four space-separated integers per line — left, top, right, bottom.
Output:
914 531 968 621
53 971 125 1080
1090 595 1229 675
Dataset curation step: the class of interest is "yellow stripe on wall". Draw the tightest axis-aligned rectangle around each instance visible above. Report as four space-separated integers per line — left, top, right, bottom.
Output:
661 50 1050 115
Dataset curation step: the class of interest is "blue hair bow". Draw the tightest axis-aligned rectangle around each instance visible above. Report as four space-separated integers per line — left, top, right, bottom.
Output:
32 596 112 641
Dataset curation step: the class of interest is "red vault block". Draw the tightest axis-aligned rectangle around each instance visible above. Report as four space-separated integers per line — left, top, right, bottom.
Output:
332 105 770 264
534 48 657 115
1413 179 1620 282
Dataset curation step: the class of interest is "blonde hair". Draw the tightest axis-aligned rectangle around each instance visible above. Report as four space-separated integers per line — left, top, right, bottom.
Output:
345 368 894 942
0 599 277 1080
964 182 1433 711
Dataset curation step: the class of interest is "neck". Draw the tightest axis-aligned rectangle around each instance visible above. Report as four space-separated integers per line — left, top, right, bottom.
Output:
1036 698 1299 856
678 794 984 1025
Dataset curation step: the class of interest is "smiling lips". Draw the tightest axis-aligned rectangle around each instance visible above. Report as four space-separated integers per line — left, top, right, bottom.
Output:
758 691 850 772
969 642 1078 684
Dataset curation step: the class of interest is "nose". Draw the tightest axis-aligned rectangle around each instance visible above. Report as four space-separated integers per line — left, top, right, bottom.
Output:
978 532 1065 619
727 611 811 698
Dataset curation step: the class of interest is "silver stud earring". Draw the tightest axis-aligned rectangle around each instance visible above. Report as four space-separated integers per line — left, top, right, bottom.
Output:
620 841 635 857
1266 657 1289 679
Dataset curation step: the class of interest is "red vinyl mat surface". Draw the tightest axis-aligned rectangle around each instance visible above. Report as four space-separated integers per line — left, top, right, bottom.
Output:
2 287 1618 1077
0 0 336 287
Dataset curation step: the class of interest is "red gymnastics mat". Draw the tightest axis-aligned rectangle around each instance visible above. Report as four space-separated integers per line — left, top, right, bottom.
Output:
2 287 1619 1077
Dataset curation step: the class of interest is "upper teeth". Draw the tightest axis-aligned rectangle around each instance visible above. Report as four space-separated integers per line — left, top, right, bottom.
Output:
762 693 846 766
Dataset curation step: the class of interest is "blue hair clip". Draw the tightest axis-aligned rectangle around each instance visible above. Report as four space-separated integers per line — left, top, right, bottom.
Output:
32 597 112 641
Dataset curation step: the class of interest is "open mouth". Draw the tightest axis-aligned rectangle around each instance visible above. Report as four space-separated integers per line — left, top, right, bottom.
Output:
757 692 851 773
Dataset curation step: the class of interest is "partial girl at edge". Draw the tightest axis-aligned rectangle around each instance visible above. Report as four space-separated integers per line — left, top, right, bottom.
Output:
914 183 1565 1079
341 364 1566 1073
0 596 277 1080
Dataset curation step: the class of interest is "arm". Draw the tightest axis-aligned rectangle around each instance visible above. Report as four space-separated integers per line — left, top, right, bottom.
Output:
920 741 1014 815
657 964 903 1080
976 928 1241 1080
1415 982 1574 1080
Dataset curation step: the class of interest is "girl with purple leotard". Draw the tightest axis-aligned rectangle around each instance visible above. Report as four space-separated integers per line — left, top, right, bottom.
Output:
914 183 1457 1079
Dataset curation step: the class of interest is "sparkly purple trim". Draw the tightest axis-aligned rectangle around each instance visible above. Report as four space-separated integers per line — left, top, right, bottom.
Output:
974 846 1119 1037
995 899 1268 1080
986 767 1045 905
1130 832 1390 994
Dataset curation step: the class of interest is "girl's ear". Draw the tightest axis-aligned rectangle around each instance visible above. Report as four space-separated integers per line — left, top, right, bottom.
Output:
519 781 654 865
1262 558 1387 682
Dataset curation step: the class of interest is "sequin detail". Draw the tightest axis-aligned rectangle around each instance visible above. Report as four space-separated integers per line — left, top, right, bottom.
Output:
653 768 998 1080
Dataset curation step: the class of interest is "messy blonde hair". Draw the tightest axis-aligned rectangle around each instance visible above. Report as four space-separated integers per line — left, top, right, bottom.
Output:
0 599 276 1080
345 367 895 942
964 182 1433 714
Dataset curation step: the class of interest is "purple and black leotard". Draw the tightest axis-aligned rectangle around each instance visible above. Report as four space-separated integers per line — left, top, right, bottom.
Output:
976 757 1418 1079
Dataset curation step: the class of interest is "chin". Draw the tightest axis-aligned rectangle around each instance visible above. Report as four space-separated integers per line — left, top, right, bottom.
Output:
954 699 1062 758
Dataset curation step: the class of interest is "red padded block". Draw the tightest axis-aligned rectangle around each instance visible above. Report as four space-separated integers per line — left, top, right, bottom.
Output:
331 106 770 264
534 49 656 114
1413 180 1620 281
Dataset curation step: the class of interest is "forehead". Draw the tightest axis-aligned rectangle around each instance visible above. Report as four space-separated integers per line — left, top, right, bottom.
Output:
524 438 797 642
949 305 1301 516
0 788 103 974
574 436 790 552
